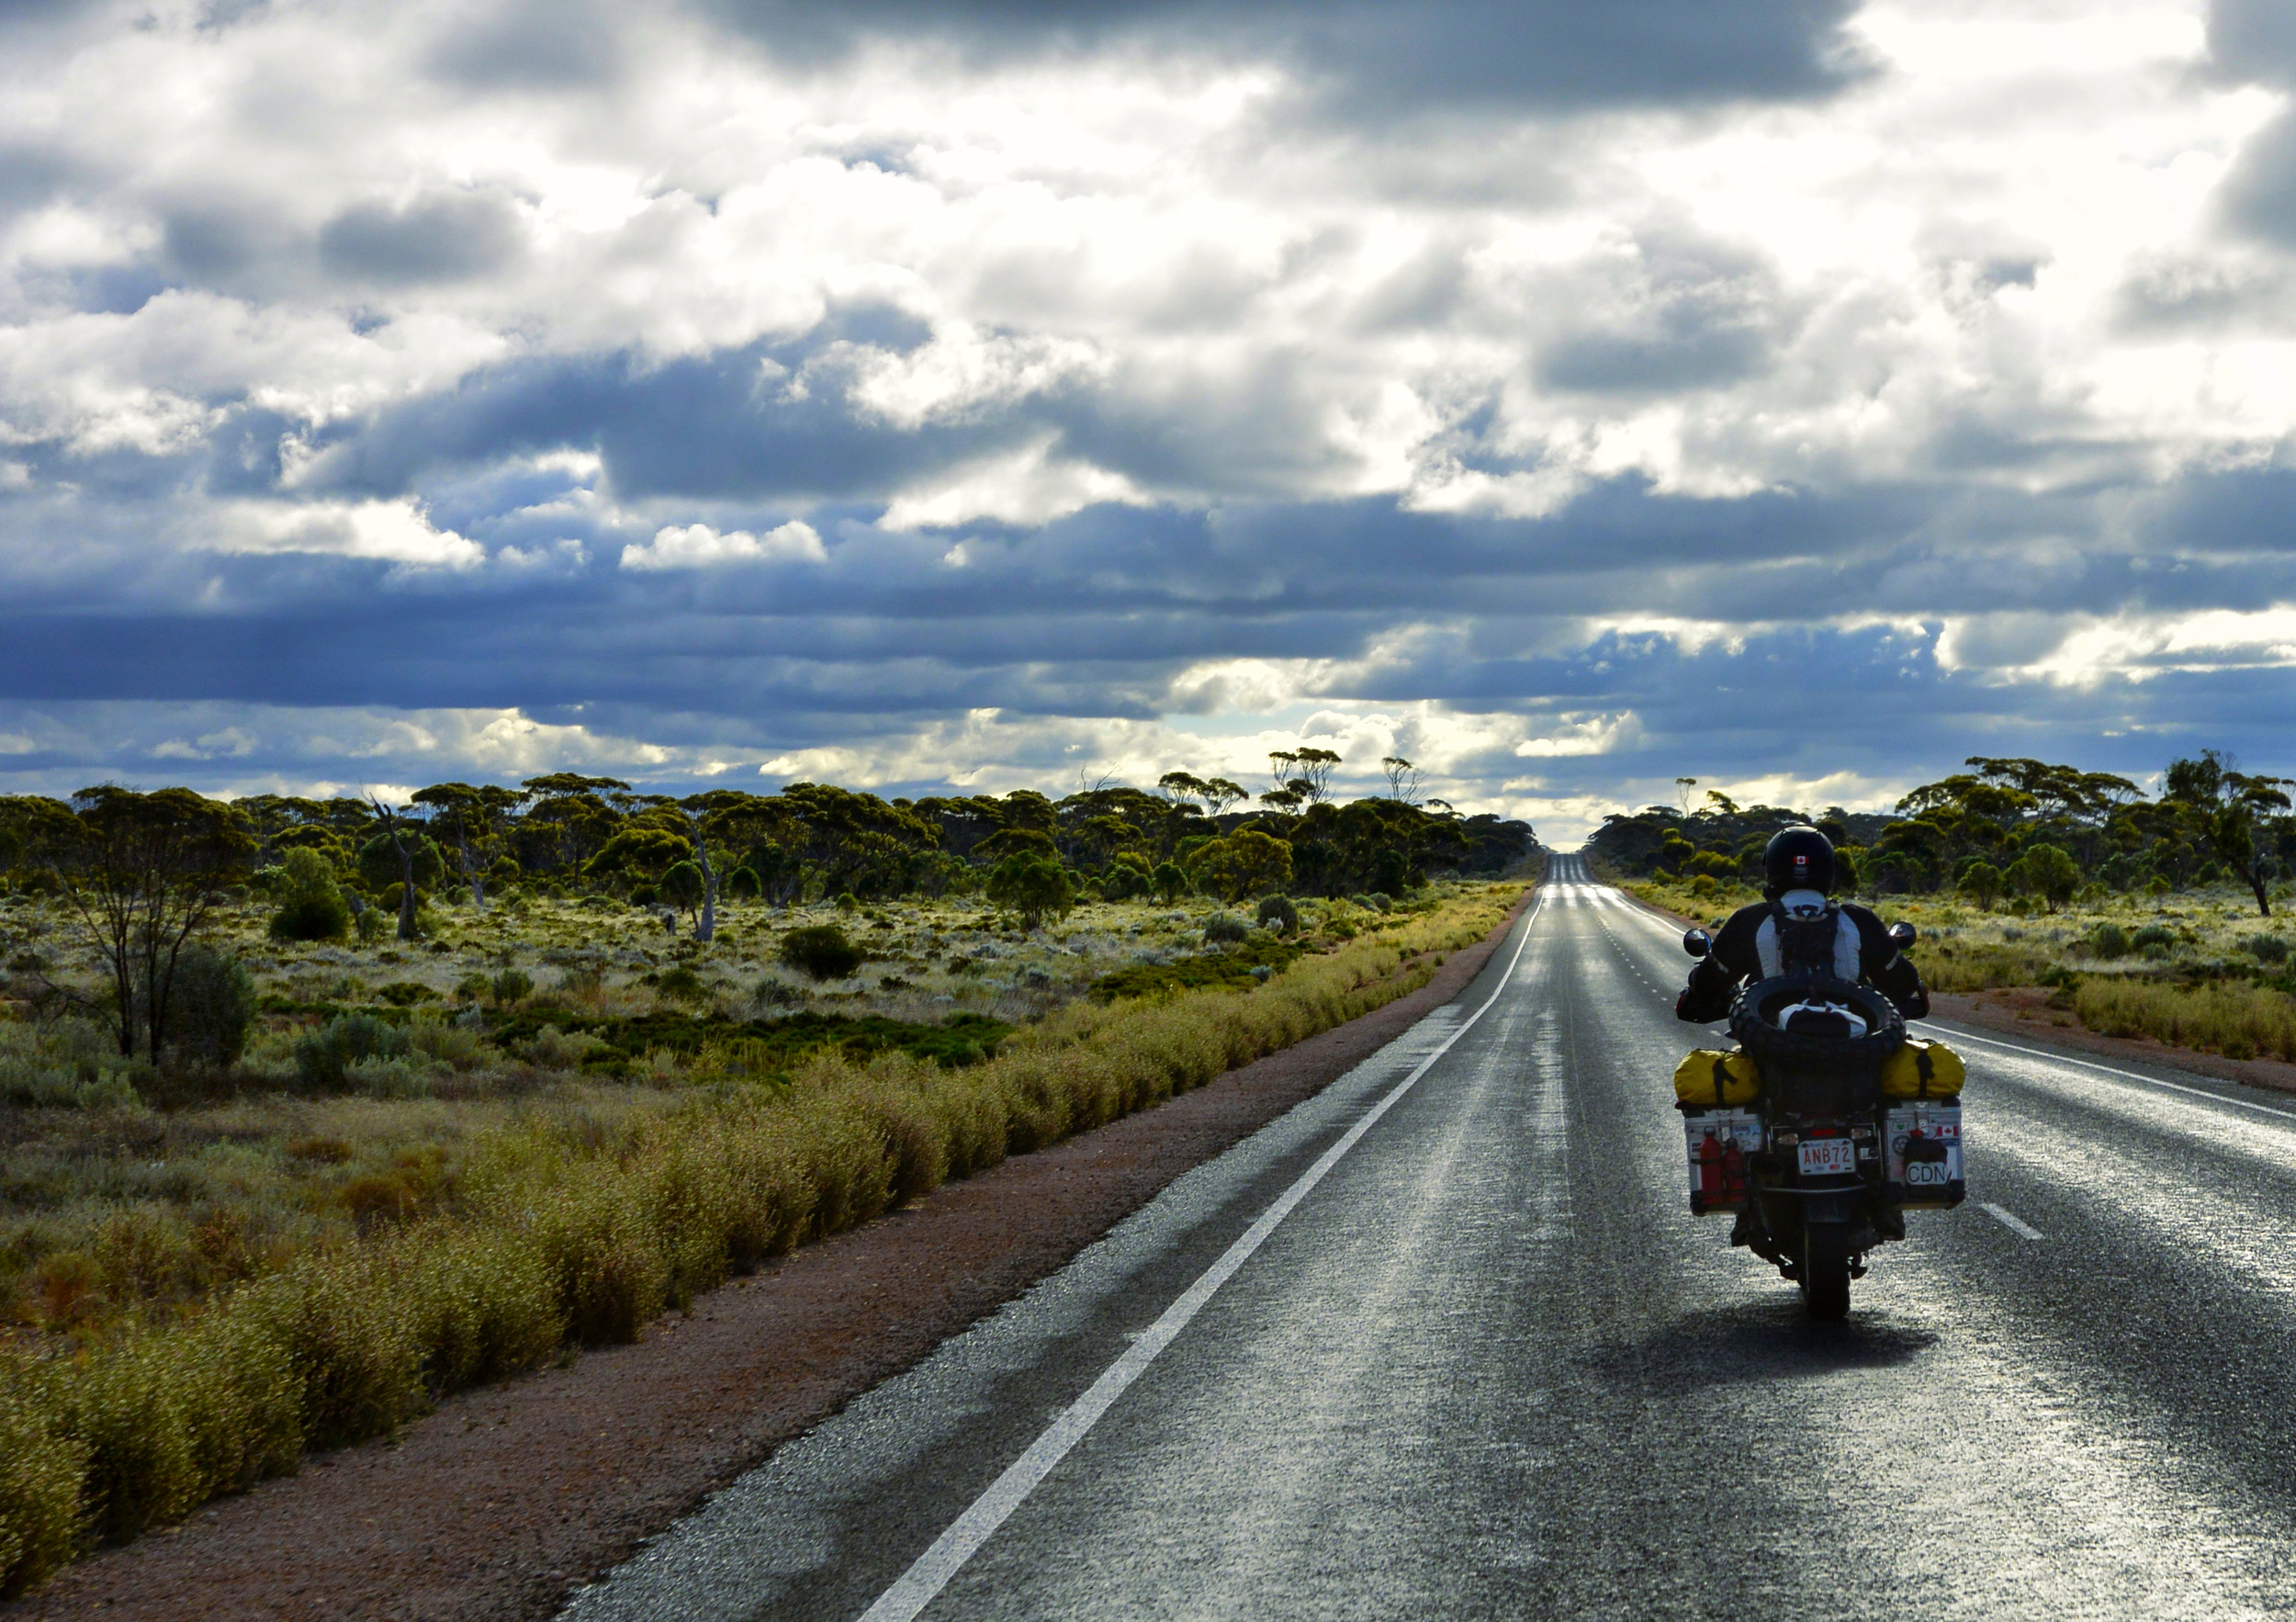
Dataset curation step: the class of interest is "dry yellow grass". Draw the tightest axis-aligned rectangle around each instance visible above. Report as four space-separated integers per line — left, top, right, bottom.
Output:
0 882 1523 1596
2073 978 2296 1064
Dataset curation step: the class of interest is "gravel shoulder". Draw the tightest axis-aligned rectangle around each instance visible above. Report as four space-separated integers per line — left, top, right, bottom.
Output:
6 890 1531 1622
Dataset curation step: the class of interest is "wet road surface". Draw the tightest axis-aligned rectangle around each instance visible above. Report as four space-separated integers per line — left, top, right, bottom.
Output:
564 856 2296 1620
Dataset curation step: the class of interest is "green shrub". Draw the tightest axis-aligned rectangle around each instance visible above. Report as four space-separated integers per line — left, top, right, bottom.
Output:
2131 925 2176 952
519 1024 603 1070
0 1363 84 1597
248 1251 425 1450
407 1016 485 1071
525 1175 672 1346
1256 895 1300 935
781 925 863 982
490 967 533 1005
2088 922 2131 960
1354 892 1391 913
724 865 761 899
985 854 1075 929
394 1227 561 1395
53 1330 201 1544
1201 911 1249 944
377 981 436 1007
164 943 256 1070
268 894 352 942
1151 861 1190 903
294 1014 412 1091
656 965 707 1003
266 850 353 943
163 1309 299 1504
2244 935 2290 965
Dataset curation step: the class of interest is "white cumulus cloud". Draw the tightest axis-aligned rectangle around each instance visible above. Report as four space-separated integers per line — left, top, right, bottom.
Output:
620 521 827 570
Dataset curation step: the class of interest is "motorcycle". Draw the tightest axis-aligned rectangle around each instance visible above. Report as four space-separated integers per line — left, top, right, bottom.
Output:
1678 920 1964 1320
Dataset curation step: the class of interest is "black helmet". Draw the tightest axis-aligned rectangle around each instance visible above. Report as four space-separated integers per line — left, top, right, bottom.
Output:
1762 826 1835 897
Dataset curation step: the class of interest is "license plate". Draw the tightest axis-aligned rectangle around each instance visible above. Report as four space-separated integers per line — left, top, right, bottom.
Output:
1798 1138 1856 1177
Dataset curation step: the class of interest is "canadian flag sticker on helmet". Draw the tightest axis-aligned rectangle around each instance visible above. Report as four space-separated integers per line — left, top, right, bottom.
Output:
1763 826 1836 895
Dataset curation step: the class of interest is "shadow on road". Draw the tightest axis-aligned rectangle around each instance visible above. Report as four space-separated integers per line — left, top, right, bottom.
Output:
1581 1301 1941 1391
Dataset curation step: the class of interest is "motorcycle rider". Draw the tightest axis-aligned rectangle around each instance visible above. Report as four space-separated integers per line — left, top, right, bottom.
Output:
1674 826 1930 1025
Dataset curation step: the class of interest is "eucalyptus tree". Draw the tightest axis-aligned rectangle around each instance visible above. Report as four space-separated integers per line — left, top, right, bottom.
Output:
31 787 254 1057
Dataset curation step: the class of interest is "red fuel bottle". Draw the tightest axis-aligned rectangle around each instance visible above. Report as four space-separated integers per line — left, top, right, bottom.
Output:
1698 1131 1724 1201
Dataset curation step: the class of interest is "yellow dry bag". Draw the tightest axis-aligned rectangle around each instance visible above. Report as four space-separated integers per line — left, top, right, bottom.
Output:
1881 1037 1965 1099
1672 1048 1761 1109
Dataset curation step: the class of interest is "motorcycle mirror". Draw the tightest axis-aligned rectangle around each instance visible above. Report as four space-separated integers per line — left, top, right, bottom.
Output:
1682 928 1711 960
1888 920 1917 949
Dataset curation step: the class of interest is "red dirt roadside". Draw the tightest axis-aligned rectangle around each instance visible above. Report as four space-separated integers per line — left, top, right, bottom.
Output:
8 887 1533 1622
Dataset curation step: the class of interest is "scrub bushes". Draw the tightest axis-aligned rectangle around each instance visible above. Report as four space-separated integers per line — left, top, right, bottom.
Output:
164 943 257 1071
2073 978 2296 1063
779 925 863 982
294 1013 411 1090
0 884 1521 1593
0 1373 84 1597
265 850 353 944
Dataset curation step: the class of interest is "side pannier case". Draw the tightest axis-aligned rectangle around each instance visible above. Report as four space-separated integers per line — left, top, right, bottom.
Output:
1674 1048 1765 1214
1884 1101 1964 1207
1683 1109 1764 1215
1880 1038 1965 1207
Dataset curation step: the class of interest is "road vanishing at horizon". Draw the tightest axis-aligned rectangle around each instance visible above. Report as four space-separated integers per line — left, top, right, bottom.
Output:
562 856 2296 1621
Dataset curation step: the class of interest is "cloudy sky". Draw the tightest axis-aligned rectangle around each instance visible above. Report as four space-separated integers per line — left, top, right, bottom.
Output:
2 0 2293 839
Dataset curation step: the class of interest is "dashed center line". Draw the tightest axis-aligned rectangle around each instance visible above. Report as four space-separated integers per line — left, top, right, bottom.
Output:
1980 1202 2043 1240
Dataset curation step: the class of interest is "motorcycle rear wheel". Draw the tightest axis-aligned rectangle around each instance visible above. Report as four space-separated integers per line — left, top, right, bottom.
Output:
1800 1222 1851 1320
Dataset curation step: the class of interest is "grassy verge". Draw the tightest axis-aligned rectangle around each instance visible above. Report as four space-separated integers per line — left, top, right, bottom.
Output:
0 883 1523 1596
2072 978 2296 1064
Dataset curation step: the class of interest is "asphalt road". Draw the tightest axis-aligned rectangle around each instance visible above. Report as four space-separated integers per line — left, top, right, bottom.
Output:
565 857 2296 1621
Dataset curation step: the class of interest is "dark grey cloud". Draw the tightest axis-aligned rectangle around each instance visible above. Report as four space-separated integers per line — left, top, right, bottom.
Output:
317 190 526 287
310 337 1031 502
1536 322 1773 394
422 0 627 89
159 196 305 295
2211 0 2296 85
2112 254 2296 335
2219 110 2296 247
5 463 2284 724
704 0 1870 116
2211 2 2296 245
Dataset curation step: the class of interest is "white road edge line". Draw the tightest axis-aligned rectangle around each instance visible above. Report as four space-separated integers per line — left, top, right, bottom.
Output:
1980 1202 2043 1241
1930 1025 2296 1125
853 893 1547 1622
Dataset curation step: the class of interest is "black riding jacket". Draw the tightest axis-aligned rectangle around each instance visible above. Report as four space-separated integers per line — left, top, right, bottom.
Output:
1675 892 1930 1024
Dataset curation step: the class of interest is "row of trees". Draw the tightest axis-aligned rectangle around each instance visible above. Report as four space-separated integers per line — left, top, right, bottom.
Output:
1592 752 2296 917
0 760 1537 1061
